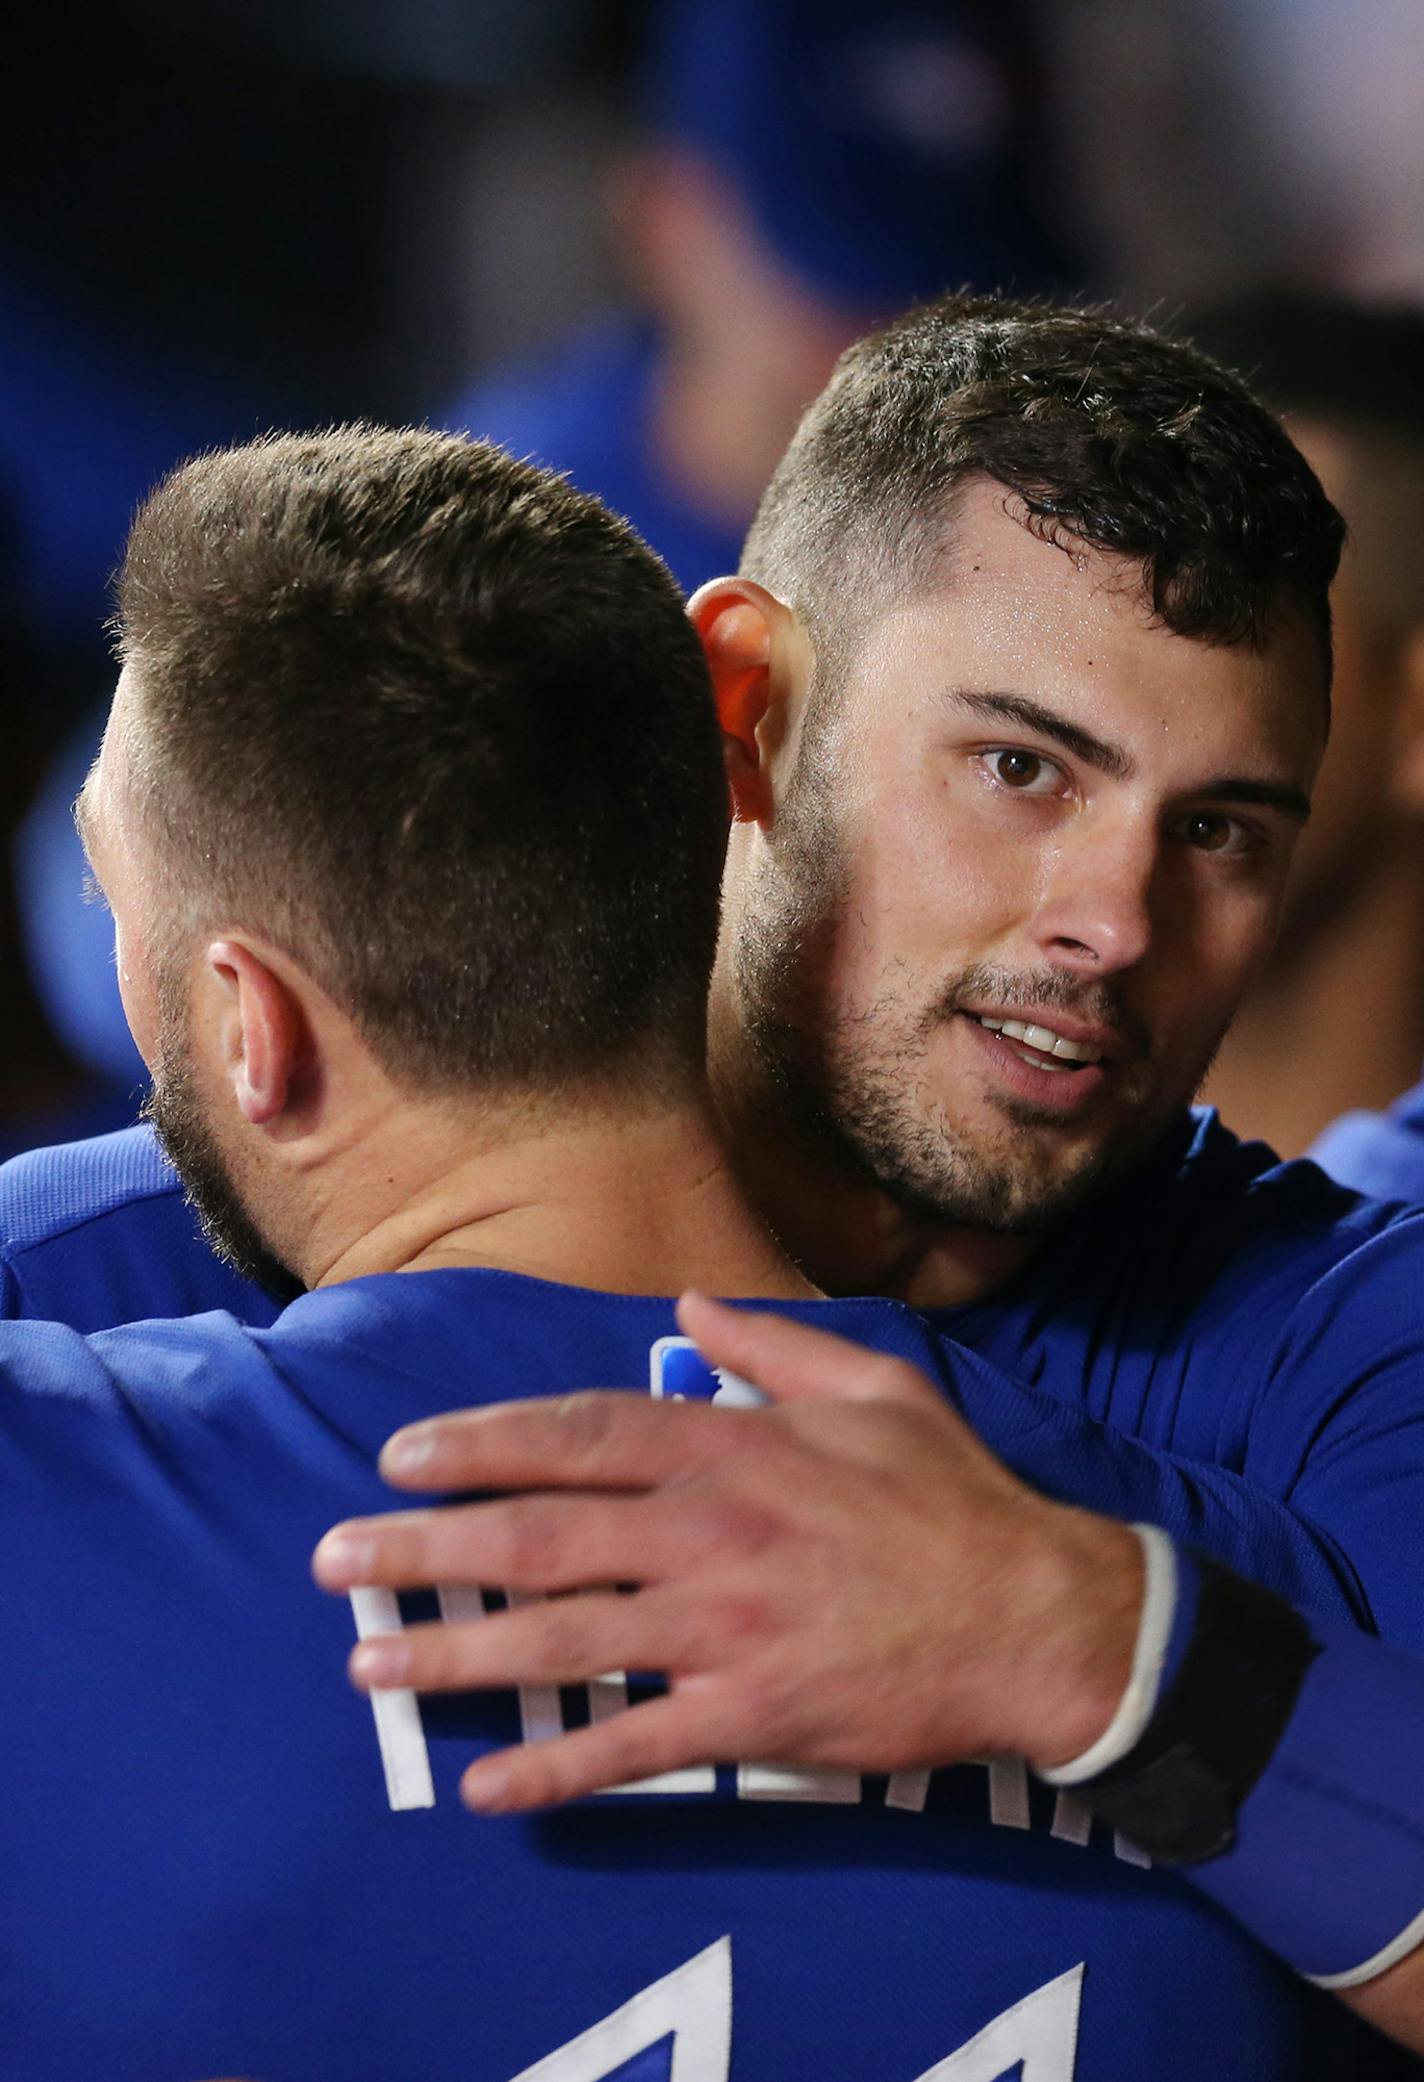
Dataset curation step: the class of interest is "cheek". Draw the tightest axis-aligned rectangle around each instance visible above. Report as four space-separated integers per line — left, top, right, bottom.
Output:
1158 881 1282 1045
847 786 1033 961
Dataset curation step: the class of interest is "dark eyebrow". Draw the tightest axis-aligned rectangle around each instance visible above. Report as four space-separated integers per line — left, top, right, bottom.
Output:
943 689 1136 782
1191 776 1312 826
944 690 1312 825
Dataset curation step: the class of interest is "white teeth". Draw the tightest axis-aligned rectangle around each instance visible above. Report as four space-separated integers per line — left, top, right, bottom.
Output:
1010 1044 1072 1072
975 1014 1103 1064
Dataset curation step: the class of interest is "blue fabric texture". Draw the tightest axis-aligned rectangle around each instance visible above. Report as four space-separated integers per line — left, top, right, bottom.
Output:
1189 1599 1424 1983
0 1269 1370 2079
1310 1075 1424 1206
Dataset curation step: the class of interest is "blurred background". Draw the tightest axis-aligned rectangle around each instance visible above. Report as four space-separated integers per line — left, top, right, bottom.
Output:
3 0 1423 1165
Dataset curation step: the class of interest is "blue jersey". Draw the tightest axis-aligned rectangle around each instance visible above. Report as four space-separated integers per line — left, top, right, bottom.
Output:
0 1124 280 1330
932 1110 1424 1656
0 1270 1369 2080
2 1115 1420 1641
1311 1074 1424 1206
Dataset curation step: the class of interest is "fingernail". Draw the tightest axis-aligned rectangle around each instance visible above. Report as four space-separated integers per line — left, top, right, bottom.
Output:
380 1425 437 1479
312 1529 376 1587
350 1636 411 1688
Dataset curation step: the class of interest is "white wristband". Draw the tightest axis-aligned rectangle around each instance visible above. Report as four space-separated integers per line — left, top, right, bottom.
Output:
1037 1523 1178 1787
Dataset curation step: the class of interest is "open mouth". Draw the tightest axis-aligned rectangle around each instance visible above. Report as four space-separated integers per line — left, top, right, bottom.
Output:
973 1014 1106 1075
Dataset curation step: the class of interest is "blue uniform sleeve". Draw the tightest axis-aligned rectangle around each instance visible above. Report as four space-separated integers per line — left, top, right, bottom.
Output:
938 1200 1424 1650
0 1128 278 1332
942 1341 1368 1625
1230 1216 1424 1650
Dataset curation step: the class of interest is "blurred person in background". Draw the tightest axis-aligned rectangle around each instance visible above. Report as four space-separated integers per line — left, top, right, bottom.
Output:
1186 291 1424 1162
0 492 137 1159
450 0 1073 593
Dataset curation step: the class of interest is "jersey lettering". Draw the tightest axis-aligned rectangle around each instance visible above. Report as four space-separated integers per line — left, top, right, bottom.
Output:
353 1592 1149 1864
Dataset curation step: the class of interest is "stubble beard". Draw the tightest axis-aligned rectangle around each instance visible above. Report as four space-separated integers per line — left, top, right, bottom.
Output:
732 797 1174 1241
141 999 304 1304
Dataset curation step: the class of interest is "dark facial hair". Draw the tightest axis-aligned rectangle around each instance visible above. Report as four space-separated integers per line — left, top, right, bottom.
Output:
142 1054 305 1306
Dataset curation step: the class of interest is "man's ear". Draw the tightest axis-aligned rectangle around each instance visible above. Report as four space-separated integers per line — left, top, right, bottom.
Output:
1386 624 1424 817
201 940 306 1127
688 578 808 828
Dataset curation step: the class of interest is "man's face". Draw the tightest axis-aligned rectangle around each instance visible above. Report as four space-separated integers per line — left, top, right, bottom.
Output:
723 482 1326 1235
78 673 300 1298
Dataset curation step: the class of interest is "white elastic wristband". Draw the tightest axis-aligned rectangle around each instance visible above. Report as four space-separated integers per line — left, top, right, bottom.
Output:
1038 1523 1178 1787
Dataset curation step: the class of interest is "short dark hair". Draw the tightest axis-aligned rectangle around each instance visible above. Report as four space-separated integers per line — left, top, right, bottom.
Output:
116 427 728 1096
742 292 1344 690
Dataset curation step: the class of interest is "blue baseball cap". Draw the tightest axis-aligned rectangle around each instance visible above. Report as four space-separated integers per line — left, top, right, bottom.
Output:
645 0 1073 312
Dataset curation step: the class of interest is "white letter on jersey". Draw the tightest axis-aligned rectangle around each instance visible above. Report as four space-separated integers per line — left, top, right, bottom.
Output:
349 1587 434 1811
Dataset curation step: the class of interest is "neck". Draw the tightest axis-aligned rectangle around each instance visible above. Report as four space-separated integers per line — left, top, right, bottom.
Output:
708 990 1033 1310
308 1080 815 1303
1203 846 1424 1158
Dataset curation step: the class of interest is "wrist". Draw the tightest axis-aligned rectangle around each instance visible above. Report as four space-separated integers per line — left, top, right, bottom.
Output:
1009 1507 1148 1775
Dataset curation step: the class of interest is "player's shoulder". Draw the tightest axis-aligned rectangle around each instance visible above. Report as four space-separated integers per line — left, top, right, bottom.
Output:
0 1124 278 1331
0 1306 271 1467
0 1123 179 1251
1123 1106 1417 1287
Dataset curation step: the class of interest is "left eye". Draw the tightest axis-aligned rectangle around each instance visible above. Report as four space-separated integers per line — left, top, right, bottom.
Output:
982 748 1062 794
1178 811 1253 856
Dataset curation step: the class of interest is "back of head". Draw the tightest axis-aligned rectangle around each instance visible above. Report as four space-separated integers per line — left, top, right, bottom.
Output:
742 292 1344 689
116 427 727 1099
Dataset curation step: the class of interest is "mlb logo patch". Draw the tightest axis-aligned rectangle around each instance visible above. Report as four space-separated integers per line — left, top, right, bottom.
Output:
649 1336 763 1408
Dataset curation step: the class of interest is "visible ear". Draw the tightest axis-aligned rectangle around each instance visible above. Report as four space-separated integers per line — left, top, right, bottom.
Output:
688 577 808 829
200 939 307 1127
1386 624 1424 817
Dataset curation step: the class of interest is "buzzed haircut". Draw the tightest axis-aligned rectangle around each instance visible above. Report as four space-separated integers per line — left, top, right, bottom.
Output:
115 427 728 1097
1187 288 1424 645
742 291 1344 693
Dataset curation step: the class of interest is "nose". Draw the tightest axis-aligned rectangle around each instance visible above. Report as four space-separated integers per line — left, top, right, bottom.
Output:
1030 820 1157 978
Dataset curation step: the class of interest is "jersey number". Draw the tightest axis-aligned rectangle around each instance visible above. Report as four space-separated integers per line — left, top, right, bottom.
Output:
506 1940 1083 2081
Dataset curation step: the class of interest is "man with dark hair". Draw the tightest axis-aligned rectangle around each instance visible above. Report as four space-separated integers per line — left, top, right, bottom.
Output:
3 312 1424 2067
1184 289 1424 1161
707 296 1340 1268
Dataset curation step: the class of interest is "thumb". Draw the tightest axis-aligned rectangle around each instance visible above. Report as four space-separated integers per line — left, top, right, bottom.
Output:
675 1290 943 1409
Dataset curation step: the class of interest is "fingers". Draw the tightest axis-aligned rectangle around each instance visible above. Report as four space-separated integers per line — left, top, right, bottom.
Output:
377 1388 758 1494
313 1488 715 1596
345 1587 693 1696
460 1684 737 1812
674 1290 944 1410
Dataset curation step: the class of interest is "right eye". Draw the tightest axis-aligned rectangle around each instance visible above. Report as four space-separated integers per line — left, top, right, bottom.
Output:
979 747 1065 796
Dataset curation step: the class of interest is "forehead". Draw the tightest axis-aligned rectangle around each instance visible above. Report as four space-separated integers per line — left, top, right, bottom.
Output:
837 481 1327 773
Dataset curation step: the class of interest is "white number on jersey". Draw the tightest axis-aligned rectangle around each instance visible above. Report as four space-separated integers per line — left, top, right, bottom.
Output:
506 1943 1083 2082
